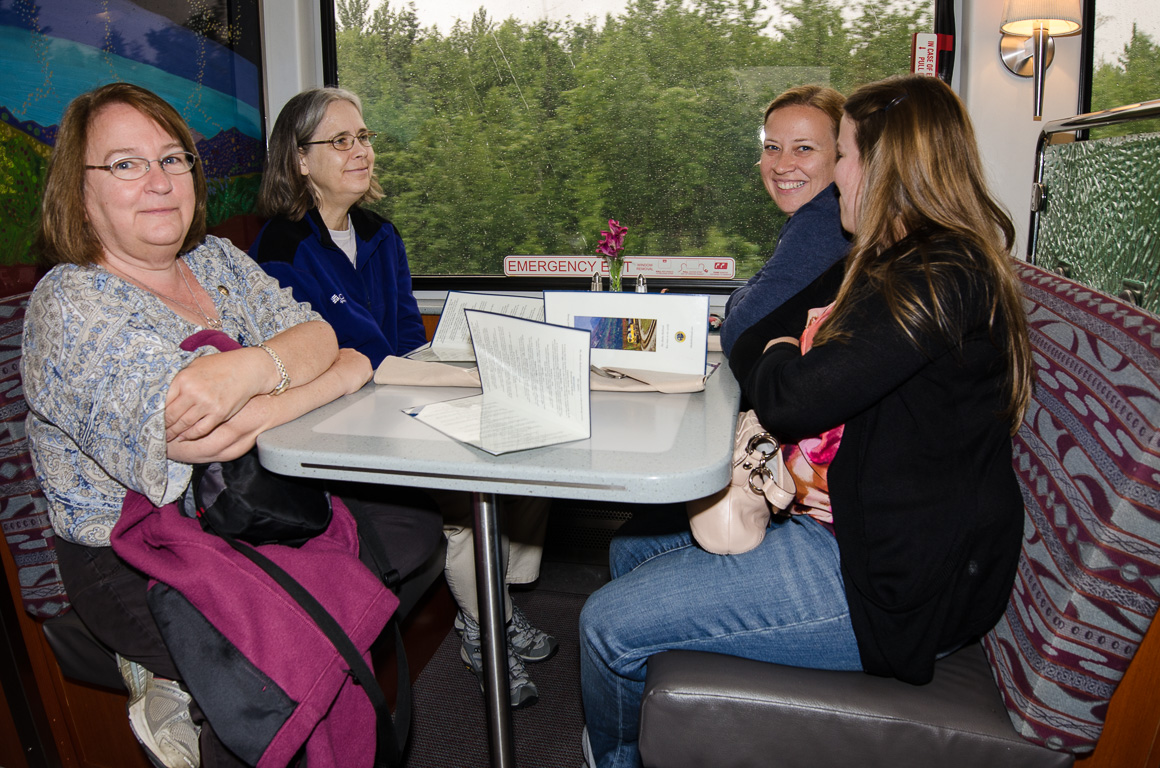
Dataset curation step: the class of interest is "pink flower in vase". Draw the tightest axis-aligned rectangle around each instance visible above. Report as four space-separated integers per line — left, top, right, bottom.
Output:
597 219 628 289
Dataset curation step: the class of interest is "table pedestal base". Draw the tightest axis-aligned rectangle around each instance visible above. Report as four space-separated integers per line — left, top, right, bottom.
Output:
472 491 516 767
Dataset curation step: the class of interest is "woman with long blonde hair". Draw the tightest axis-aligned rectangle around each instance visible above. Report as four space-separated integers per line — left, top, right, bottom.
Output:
579 75 1031 768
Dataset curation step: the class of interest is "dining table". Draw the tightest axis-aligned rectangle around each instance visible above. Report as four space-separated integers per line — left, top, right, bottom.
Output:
257 353 741 767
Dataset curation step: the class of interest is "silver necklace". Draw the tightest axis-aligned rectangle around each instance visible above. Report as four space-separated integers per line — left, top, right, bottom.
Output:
176 262 223 330
107 261 222 330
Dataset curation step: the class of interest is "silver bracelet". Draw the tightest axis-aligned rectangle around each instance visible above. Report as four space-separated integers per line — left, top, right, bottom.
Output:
258 343 290 396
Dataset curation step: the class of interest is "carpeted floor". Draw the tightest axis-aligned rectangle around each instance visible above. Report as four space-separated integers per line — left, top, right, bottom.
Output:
405 589 587 767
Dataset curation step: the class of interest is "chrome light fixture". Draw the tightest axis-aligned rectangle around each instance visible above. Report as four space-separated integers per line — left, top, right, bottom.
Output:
999 0 1082 118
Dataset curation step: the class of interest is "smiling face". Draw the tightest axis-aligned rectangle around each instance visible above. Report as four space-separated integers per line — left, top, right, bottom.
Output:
298 99 374 224
760 104 838 216
83 102 195 268
834 115 864 234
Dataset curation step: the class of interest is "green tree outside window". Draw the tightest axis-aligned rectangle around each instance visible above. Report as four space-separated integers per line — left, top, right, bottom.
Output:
334 0 930 277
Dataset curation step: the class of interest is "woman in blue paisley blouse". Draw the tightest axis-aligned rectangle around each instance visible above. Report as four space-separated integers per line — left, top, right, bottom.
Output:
21 83 381 768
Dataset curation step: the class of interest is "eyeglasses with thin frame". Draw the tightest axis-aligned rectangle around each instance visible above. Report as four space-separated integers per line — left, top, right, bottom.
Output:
299 131 378 151
84 151 198 181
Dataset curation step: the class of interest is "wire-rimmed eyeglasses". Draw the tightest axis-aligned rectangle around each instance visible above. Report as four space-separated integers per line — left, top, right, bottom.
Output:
84 151 198 181
299 131 378 151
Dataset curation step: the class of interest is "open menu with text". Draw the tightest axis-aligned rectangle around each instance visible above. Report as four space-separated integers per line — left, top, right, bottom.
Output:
403 310 591 455
405 291 545 362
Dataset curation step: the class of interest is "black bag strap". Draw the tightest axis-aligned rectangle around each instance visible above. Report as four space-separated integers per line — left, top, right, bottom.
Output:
343 501 411 748
214 532 404 768
346 501 403 593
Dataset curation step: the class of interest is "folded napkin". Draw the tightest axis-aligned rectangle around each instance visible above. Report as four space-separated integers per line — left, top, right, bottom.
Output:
374 355 482 387
375 356 712 393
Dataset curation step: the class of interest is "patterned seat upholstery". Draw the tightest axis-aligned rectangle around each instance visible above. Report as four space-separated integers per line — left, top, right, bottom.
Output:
638 261 1160 768
0 292 68 619
983 260 1160 752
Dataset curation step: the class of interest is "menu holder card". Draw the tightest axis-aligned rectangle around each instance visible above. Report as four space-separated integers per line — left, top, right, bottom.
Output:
403 310 591 455
543 291 709 376
405 291 545 362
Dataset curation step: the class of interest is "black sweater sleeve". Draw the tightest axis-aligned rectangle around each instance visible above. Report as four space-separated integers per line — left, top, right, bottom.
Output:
736 245 993 444
728 259 846 385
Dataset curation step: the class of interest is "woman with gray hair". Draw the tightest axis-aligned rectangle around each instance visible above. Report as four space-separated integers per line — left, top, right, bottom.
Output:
251 87 425 362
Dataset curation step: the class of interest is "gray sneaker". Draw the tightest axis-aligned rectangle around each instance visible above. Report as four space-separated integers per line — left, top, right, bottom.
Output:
507 604 559 663
127 678 201 768
456 610 539 709
117 654 153 704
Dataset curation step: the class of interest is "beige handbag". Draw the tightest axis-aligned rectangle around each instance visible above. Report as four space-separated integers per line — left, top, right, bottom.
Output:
687 410 796 555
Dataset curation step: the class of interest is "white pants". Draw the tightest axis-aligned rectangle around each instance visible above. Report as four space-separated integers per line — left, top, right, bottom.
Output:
428 491 550 623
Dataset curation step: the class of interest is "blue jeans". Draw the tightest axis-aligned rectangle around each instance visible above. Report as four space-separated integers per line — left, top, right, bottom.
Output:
579 512 862 768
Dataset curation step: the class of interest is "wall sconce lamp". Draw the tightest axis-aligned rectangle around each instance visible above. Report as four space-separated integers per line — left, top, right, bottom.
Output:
999 0 1082 118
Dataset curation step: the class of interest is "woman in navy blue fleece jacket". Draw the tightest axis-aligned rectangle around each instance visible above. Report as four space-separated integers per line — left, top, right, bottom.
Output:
250 91 425 366
720 85 851 355
250 206 425 366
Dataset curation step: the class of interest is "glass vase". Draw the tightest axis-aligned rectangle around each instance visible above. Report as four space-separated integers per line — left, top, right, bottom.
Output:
607 258 623 292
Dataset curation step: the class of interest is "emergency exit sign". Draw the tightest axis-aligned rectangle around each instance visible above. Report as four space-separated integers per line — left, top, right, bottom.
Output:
503 255 735 279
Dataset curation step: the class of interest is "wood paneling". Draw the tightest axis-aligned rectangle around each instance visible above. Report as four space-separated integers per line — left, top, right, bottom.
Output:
1074 615 1160 768
0 669 30 768
374 579 457 710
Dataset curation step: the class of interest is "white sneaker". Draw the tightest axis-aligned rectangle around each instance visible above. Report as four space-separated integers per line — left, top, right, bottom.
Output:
581 725 597 768
127 678 201 768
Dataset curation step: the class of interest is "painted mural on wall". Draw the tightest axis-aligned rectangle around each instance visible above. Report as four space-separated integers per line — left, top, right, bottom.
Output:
0 0 263 266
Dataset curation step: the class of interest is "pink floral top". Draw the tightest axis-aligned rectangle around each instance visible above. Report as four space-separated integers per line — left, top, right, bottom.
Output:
782 302 842 524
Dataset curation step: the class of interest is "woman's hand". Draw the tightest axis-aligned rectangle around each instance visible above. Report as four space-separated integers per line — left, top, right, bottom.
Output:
165 348 268 442
165 320 339 445
764 336 801 352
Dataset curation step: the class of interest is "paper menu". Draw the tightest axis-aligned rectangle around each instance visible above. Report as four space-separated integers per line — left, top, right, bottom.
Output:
404 310 591 455
405 291 544 362
543 292 709 376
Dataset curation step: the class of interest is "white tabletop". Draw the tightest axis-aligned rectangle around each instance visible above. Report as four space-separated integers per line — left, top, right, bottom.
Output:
258 355 740 503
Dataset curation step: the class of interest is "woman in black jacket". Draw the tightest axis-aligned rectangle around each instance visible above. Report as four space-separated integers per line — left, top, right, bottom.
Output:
579 75 1032 768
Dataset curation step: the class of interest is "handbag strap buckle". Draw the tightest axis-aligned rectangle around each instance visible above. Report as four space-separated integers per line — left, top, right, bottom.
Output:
748 465 774 494
738 432 780 489
745 432 780 458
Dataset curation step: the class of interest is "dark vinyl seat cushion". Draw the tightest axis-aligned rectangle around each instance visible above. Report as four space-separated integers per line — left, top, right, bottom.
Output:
640 645 1073 768
40 609 124 691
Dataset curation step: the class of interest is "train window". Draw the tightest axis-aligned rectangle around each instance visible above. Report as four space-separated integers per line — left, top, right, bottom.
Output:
331 0 932 278
1091 0 1160 136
